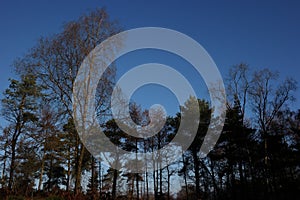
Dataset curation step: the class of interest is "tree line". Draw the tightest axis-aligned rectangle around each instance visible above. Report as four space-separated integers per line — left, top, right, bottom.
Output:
0 8 299 200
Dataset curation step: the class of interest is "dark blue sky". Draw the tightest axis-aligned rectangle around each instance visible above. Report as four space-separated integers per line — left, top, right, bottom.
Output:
1 0 300 115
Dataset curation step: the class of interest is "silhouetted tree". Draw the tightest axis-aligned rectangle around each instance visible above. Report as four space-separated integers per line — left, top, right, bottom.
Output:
1 74 41 192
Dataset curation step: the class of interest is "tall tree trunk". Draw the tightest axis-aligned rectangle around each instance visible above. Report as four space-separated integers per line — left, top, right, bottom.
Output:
112 169 118 199
202 170 208 199
192 150 201 199
47 156 53 191
264 135 270 200
130 177 134 200
182 154 189 200
159 168 163 197
135 139 139 200
210 162 217 200
38 151 46 191
1 148 7 188
8 139 17 191
144 140 149 200
99 161 102 196
167 165 170 200
75 143 85 194
230 163 236 200
91 157 95 196
66 146 71 192
238 160 245 199
151 138 158 199
153 170 158 199
146 171 149 200
136 173 139 200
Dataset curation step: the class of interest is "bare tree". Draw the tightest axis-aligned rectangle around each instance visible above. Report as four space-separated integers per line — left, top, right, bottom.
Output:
227 63 250 122
15 8 121 194
249 68 297 195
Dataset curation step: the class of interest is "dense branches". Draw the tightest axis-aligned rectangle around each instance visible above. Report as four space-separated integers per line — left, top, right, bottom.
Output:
0 7 299 200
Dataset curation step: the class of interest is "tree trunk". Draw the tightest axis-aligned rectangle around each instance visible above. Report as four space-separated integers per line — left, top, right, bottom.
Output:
136 173 139 200
66 146 71 191
135 139 139 200
159 168 163 197
99 161 102 196
112 169 118 199
38 151 46 191
146 171 149 200
192 150 201 199
153 170 158 199
167 165 170 200
238 160 245 199
264 135 270 200
8 139 16 191
130 177 134 200
47 156 53 191
91 157 95 195
210 162 217 200
1 144 7 188
182 154 189 200
75 143 85 194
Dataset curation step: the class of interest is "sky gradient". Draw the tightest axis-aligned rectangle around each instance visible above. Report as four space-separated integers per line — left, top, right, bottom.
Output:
1 0 300 116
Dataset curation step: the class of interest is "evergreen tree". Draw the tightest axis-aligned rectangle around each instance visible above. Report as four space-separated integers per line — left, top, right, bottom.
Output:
1 74 41 192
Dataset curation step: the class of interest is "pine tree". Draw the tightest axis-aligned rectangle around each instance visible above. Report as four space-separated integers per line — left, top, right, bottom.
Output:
1 74 41 192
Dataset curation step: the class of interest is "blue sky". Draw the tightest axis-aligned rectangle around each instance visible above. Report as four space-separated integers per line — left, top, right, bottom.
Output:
1 0 300 117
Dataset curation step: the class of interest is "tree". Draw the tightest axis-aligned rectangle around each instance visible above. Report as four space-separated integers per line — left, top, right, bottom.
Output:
176 97 211 199
14 138 39 196
1 74 41 192
35 107 60 191
0 127 10 189
102 119 124 199
87 157 99 200
227 63 250 122
249 69 297 196
214 96 255 200
15 8 121 194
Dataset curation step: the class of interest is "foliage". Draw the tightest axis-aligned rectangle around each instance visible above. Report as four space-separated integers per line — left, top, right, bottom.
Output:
0 7 299 200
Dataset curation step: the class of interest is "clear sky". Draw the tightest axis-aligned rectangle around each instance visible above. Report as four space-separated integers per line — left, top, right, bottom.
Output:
1 0 300 117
